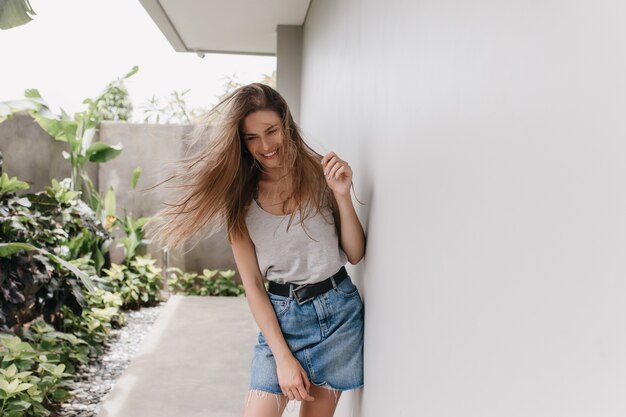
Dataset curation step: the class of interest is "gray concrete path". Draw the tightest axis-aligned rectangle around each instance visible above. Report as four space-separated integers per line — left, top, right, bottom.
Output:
97 295 301 417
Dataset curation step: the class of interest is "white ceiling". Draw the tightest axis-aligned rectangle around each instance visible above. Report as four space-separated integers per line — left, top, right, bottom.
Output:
138 0 311 56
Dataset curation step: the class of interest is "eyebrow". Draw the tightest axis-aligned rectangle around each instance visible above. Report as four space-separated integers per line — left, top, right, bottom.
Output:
244 124 278 137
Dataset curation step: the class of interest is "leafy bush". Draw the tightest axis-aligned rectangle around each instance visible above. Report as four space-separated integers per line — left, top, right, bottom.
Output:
0 178 110 331
167 268 244 296
96 77 134 121
103 255 163 310
0 334 75 417
59 287 124 356
0 67 138 207
115 214 151 266
0 283 125 415
20 320 90 374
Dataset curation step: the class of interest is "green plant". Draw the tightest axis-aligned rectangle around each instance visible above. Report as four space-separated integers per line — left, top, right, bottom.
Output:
95 77 133 121
0 173 29 199
166 268 198 294
19 320 89 373
0 0 36 30
102 255 162 310
0 67 138 208
0 362 42 417
115 214 151 265
167 268 244 296
0 334 74 417
101 168 150 264
0 176 111 332
44 179 112 274
59 287 124 355
138 89 209 124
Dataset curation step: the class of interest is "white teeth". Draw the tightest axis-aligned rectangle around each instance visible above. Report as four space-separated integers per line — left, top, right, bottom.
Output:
263 150 277 157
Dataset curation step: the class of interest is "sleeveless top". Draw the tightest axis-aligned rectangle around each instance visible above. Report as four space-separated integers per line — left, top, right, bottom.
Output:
244 191 348 285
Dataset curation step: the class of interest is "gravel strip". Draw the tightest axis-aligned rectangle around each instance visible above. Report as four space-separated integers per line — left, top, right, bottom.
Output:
53 302 165 417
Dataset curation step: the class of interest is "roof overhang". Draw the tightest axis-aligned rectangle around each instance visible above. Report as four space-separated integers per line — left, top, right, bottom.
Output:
138 0 310 56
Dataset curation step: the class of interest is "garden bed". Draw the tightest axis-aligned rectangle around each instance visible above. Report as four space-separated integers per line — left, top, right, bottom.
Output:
52 303 165 417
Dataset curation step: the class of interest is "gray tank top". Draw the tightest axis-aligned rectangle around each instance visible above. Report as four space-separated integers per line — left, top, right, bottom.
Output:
245 194 348 285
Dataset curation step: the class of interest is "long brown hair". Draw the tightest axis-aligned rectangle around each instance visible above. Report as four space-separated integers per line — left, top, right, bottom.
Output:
144 83 337 249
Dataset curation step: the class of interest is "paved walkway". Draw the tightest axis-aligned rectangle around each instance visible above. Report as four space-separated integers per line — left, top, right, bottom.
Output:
97 295 301 417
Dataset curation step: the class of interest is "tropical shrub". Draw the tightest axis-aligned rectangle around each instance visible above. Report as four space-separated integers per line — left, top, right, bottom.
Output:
95 77 133 121
59 287 124 356
102 255 163 310
0 177 110 331
0 67 138 208
0 333 75 417
0 283 124 415
167 268 244 296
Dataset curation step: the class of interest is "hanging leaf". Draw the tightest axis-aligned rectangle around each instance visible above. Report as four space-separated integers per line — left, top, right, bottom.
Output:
0 0 36 30
123 66 139 79
29 113 77 143
0 242 34 257
0 243 96 292
85 142 122 163
131 167 141 190
0 173 29 199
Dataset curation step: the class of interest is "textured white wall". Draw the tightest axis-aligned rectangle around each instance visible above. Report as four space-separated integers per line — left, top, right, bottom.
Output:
299 0 626 416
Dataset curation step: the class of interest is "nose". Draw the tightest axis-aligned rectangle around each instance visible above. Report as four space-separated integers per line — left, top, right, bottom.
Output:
260 135 272 150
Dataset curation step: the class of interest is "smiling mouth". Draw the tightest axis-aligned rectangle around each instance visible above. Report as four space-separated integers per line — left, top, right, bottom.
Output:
261 149 278 159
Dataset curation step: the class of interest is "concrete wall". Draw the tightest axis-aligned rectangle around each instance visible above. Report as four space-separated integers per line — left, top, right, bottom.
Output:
0 113 92 192
299 0 626 416
277 25 304 123
98 121 238 276
0 116 238 278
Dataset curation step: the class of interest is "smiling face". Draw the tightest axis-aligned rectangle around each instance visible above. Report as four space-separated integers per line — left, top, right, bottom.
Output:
242 109 285 171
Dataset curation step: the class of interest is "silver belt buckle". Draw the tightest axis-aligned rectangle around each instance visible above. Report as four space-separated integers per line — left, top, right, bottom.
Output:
292 284 312 305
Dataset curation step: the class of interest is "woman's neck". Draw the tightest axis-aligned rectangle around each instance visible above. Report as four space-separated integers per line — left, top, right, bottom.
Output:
260 167 291 183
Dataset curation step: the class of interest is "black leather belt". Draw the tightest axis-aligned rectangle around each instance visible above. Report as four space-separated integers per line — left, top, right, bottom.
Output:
268 266 348 305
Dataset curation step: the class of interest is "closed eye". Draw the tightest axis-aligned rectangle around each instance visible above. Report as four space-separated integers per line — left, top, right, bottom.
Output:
245 128 279 140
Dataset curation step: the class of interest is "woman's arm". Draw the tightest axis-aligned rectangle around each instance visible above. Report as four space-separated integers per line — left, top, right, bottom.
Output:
322 152 366 264
334 192 365 264
230 230 314 402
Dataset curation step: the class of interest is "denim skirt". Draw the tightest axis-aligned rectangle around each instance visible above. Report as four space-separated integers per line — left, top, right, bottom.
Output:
249 275 364 394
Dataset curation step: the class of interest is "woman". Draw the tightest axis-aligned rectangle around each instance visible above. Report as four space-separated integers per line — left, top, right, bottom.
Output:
146 83 365 417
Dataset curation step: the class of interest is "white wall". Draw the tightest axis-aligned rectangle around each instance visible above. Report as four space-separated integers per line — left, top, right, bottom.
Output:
299 0 626 416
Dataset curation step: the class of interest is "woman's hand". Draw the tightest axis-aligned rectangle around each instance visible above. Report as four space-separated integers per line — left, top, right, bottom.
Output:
276 354 315 402
321 152 353 197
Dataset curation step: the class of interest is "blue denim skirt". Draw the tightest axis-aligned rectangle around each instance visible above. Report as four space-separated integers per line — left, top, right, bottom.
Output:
250 275 364 394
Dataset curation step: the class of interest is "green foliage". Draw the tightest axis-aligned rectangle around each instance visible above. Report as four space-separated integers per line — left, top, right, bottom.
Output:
1 177 110 276
131 167 141 191
103 255 163 310
0 282 124 415
138 89 209 124
0 0 36 30
60 287 124 356
0 360 46 417
95 68 137 121
0 176 110 331
20 320 90 372
115 214 151 265
167 268 244 296
0 334 75 417
0 173 29 199
0 67 138 208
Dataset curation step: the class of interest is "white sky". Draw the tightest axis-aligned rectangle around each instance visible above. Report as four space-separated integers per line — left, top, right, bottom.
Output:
0 0 276 119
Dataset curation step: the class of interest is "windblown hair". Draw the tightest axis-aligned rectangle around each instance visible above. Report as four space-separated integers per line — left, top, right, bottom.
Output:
144 83 337 249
